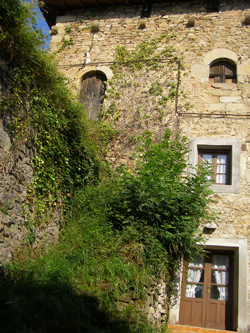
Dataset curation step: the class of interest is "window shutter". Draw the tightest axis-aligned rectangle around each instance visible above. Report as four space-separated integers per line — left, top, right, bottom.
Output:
209 60 236 83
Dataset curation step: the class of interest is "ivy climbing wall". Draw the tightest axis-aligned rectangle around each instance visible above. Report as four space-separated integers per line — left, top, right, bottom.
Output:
0 60 60 262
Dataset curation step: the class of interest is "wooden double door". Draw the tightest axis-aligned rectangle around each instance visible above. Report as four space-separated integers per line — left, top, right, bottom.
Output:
179 251 234 330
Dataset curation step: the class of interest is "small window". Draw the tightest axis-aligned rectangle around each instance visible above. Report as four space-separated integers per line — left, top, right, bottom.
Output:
209 60 236 83
198 149 231 185
189 138 240 194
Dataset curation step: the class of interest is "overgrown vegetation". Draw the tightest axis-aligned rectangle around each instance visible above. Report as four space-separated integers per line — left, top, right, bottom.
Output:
102 33 183 126
108 131 214 266
0 0 107 222
0 1 215 332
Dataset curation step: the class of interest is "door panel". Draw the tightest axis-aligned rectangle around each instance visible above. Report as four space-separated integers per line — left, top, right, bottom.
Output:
179 251 233 330
80 74 106 120
206 300 225 328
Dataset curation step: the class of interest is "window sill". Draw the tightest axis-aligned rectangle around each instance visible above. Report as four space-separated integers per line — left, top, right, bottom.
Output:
206 83 237 90
212 184 240 194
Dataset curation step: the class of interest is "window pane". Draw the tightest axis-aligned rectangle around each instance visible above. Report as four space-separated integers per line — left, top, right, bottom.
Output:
187 269 204 283
211 286 228 301
203 154 212 164
217 155 227 164
202 154 213 180
212 255 229 269
217 164 226 174
211 270 229 285
186 284 204 299
216 174 226 184
188 255 205 268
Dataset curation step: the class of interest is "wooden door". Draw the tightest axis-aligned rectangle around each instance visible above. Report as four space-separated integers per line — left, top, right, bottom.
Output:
179 252 233 330
80 73 106 120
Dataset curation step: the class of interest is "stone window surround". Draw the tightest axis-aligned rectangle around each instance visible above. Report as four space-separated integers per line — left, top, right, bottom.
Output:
191 49 246 84
209 59 237 83
81 66 113 81
78 66 114 96
168 238 248 333
189 138 241 194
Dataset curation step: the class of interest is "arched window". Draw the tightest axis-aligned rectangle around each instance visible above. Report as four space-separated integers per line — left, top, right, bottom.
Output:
209 59 236 83
80 72 107 120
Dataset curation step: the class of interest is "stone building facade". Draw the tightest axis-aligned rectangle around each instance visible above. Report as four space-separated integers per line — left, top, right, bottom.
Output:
43 0 250 331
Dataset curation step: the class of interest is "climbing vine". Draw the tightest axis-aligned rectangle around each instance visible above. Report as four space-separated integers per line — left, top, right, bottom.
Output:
0 0 108 227
102 32 185 132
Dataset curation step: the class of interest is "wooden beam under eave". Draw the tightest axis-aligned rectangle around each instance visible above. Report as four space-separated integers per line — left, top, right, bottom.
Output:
109 0 115 6
43 4 59 14
93 0 100 6
62 1 69 10
125 0 130 4
78 0 85 8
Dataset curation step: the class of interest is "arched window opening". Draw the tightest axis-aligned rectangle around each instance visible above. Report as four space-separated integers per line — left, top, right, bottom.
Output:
80 72 107 120
209 60 236 83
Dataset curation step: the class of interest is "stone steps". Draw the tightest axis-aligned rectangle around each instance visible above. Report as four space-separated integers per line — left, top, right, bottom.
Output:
168 324 234 333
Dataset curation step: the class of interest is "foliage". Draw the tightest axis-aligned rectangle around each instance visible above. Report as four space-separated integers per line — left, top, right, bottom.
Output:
0 2 163 331
112 33 177 73
104 33 182 128
0 181 164 333
65 25 72 34
109 130 215 264
0 129 215 332
0 0 108 223
0 0 45 61
58 36 74 52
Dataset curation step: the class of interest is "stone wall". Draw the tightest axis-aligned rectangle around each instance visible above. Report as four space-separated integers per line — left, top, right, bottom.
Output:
115 279 168 327
0 60 59 262
48 0 250 328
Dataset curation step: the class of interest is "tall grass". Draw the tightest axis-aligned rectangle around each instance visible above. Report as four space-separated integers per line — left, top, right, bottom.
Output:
0 182 164 333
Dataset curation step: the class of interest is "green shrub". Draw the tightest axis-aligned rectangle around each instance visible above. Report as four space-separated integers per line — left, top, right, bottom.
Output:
108 130 215 266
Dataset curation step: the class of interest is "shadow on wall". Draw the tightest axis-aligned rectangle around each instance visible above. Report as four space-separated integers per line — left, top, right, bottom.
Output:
0 267 134 333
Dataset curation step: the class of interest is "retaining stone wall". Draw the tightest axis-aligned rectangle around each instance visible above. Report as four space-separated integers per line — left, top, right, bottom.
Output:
115 279 168 327
0 60 59 262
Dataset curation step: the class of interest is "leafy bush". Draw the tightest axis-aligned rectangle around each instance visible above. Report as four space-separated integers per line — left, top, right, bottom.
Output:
109 130 214 267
